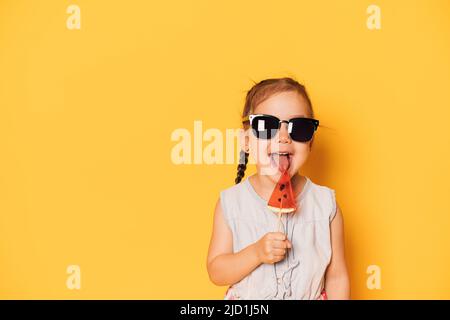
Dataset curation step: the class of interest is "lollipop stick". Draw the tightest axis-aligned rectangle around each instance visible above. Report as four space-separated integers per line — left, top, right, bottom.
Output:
277 197 283 232
277 211 282 232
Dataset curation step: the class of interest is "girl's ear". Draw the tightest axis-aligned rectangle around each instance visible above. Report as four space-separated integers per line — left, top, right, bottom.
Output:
239 128 250 152
309 136 315 150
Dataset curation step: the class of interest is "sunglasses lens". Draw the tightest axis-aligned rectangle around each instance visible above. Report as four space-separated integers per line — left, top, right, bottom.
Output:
251 116 279 139
289 118 317 142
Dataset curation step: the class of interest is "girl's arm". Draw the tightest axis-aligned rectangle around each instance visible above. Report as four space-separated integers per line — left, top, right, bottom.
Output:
206 199 261 286
324 203 351 299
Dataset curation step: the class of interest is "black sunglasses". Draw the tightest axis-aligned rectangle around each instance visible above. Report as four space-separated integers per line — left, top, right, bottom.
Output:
242 114 319 142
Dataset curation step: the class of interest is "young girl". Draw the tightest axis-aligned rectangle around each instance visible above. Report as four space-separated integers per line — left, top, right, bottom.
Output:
207 77 350 300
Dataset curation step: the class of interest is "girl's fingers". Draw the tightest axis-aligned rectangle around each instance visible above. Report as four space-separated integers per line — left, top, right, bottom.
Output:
272 248 286 256
272 240 290 249
271 232 287 241
273 255 285 263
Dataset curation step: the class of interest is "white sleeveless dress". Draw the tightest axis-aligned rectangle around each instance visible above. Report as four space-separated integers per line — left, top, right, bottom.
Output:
219 175 337 300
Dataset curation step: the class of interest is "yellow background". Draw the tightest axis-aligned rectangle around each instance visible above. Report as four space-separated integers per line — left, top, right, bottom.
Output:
1 0 449 299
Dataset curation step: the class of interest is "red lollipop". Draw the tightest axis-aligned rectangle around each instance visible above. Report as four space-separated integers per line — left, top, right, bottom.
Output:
267 154 297 231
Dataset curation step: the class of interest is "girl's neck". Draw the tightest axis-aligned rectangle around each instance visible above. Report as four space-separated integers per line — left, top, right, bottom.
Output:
248 172 306 202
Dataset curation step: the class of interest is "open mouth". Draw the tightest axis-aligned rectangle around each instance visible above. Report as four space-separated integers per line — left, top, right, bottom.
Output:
269 152 292 172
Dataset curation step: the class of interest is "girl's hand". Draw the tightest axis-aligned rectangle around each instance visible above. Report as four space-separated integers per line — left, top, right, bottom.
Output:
254 232 292 264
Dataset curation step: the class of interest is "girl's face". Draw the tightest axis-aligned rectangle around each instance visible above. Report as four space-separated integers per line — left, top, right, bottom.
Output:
245 91 314 184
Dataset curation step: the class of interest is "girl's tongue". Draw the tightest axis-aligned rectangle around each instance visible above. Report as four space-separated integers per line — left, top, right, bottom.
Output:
270 154 290 173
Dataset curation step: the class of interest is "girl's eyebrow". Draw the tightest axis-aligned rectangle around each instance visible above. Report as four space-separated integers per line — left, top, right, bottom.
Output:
289 114 308 118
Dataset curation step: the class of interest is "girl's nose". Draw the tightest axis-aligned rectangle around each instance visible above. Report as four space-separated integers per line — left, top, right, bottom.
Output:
277 122 291 144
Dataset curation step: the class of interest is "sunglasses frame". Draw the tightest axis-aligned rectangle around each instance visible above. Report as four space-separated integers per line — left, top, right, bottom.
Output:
242 114 319 142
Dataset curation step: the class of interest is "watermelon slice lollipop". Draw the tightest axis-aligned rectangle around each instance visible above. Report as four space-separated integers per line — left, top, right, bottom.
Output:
267 153 297 232
267 169 297 213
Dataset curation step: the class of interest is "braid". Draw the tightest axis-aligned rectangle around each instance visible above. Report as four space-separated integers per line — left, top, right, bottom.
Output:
235 150 249 184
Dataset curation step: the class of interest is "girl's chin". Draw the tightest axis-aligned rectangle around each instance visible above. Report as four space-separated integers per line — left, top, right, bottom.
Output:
267 168 295 181
258 162 298 179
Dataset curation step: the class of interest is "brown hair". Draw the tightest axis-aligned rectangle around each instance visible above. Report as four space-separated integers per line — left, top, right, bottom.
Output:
235 77 315 184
